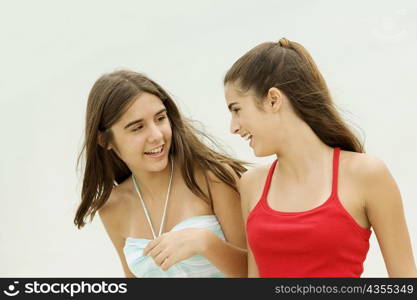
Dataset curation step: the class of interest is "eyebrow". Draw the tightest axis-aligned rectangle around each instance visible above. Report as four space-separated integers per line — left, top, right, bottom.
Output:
124 108 167 129
227 102 238 112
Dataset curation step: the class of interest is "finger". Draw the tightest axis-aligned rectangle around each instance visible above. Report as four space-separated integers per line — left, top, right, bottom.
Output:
160 258 170 271
143 243 154 257
150 244 164 260
154 248 171 266
160 253 179 271
143 236 161 256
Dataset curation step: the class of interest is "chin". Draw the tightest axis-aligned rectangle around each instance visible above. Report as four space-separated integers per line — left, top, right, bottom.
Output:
253 147 275 157
147 157 169 172
142 143 172 172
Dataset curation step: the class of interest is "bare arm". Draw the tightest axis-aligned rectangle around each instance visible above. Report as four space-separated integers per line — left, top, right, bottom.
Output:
99 199 136 278
200 230 247 278
200 171 248 277
239 169 260 278
364 157 417 277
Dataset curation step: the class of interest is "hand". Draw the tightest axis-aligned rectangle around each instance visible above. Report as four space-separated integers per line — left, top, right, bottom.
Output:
143 228 209 271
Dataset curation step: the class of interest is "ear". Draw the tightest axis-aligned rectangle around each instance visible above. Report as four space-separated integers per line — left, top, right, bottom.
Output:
264 87 283 113
98 131 112 150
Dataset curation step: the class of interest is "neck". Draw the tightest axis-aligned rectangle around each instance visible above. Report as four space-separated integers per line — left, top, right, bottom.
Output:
130 158 174 197
275 119 333 183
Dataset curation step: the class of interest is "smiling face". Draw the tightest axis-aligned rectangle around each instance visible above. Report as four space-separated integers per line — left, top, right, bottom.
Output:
225 83 284 157
107 92 172 173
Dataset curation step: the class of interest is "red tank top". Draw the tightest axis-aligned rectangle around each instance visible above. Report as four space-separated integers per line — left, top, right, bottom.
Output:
246 148 372 277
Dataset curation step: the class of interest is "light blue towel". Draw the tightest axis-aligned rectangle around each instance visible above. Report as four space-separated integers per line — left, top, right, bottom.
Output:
123 215 226 277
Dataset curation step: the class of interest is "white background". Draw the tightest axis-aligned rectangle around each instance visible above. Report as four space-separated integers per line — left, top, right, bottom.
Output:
0 0 416 277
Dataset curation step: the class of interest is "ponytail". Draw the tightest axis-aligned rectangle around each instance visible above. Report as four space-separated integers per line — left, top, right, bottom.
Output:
224 38 364 153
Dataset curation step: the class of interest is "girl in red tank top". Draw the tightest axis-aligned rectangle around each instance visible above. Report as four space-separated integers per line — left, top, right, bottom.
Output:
247 148 371 277
223 38 417 277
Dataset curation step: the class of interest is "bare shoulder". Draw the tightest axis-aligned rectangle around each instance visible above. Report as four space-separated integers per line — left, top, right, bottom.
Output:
205 162 239 183
96 178 136 277
340 150 397 206
199 163 241 201
204 161 268 192
98 179 132 227
238 163 273 215
340 150 391 182
238 163 271 194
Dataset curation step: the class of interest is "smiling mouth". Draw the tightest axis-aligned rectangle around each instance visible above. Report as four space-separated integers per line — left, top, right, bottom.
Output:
242 133 253 142
144 144 164 155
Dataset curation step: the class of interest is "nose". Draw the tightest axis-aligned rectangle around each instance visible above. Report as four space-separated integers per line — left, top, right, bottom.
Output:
147 123 163 143
230 117 240 135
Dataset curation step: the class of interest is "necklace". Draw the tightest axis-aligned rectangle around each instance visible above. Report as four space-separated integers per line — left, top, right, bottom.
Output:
132 158 174 240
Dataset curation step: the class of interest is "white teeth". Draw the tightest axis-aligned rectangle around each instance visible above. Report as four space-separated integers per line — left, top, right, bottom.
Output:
242 134 252 141
145 145 163 154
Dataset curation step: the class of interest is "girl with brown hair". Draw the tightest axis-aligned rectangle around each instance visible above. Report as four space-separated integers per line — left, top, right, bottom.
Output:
223 38 417 277
75 70 247 277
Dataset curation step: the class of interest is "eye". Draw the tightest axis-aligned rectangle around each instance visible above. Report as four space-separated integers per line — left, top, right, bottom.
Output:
132 125 143 132
157 115 166 122
232 108 240 115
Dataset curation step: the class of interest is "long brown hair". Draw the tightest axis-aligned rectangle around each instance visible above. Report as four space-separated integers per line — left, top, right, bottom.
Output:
224 38 364 153
75 70 247 229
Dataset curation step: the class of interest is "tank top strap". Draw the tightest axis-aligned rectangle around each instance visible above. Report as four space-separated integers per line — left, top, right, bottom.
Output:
260 149 340 202
260 159 278 202
331 147 341 197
